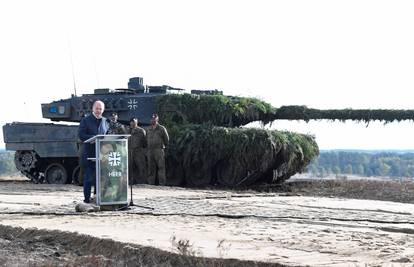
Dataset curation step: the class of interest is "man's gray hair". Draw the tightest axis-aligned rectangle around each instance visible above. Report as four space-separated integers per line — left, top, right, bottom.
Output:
92 100 105 108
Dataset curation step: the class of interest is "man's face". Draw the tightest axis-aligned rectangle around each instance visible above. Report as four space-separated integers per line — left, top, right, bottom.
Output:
130 119 137 128
111 114 118 122
151 116 158 126
93 101 105 118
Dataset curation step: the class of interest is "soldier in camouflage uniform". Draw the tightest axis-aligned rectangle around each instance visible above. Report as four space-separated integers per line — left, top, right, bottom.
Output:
108 113 126 134
128 118 147 184
146 114 169 186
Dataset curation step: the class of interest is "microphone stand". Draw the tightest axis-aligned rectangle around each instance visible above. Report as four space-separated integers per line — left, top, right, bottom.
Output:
128 182 154 210
129 183 135 206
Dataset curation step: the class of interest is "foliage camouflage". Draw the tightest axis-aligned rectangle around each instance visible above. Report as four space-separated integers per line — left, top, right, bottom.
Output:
156 93 275 127
155 93 414 185
272 106 414 123
163 124 318 185
156 94 414 125
155 94 319 185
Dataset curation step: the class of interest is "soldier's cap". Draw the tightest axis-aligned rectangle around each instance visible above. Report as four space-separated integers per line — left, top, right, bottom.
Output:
151 113 159 119
111 112 118 116
130 117 138 122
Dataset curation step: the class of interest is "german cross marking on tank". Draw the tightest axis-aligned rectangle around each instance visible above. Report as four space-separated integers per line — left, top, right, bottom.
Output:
128 99 138 110
108 152 121 166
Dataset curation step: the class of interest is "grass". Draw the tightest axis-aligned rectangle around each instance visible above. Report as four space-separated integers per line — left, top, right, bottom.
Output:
170 235 202 257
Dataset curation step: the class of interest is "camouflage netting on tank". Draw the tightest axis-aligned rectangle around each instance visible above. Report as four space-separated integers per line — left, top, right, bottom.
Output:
156 94 275 127
273 106 414 123
164 124 319 186
156 94 318 186
156 94 414 126
154 94 414 186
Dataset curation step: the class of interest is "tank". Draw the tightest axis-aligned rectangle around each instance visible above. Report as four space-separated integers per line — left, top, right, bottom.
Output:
3 122 78 184
4 76 412 186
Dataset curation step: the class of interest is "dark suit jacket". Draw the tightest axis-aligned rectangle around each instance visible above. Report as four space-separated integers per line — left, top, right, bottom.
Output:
78 114 109 166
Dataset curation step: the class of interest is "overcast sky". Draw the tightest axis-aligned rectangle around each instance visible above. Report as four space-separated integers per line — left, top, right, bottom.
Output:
1 0 414 150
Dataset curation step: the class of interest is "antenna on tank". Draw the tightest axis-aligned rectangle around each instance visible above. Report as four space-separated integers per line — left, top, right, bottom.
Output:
68 39 77 96
93 56 100 88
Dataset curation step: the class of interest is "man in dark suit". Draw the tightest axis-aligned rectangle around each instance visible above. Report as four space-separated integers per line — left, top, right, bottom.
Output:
78 100 109 203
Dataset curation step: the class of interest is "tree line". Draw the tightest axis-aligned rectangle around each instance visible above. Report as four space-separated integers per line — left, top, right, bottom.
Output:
307 151 414 178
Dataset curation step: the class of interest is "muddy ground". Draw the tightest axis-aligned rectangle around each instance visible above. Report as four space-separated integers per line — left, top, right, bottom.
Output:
0 177 414 266
0 224 282 267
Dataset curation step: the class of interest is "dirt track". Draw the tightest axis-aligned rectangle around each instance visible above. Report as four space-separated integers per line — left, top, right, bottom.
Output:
0 179 414 266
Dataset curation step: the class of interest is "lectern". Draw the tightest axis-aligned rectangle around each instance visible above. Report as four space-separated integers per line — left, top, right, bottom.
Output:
84 134 130 207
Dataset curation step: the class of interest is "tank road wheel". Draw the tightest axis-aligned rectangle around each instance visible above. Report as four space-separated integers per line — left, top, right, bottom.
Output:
14 151 37 172
22 170 45 184
45 163 68 184
71 165 83 186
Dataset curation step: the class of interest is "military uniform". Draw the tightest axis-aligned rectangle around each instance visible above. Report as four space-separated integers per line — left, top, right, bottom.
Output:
146 124 169 185
108 121 126 134
128 126 147 184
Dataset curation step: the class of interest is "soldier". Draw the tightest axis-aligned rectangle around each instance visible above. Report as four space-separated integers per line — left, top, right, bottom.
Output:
128 118 147 184
108 112 126 134
146 114 169 185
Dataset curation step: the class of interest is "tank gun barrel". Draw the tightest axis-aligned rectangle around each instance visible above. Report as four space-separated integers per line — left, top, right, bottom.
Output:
156 94 414 127
271 106 414 124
